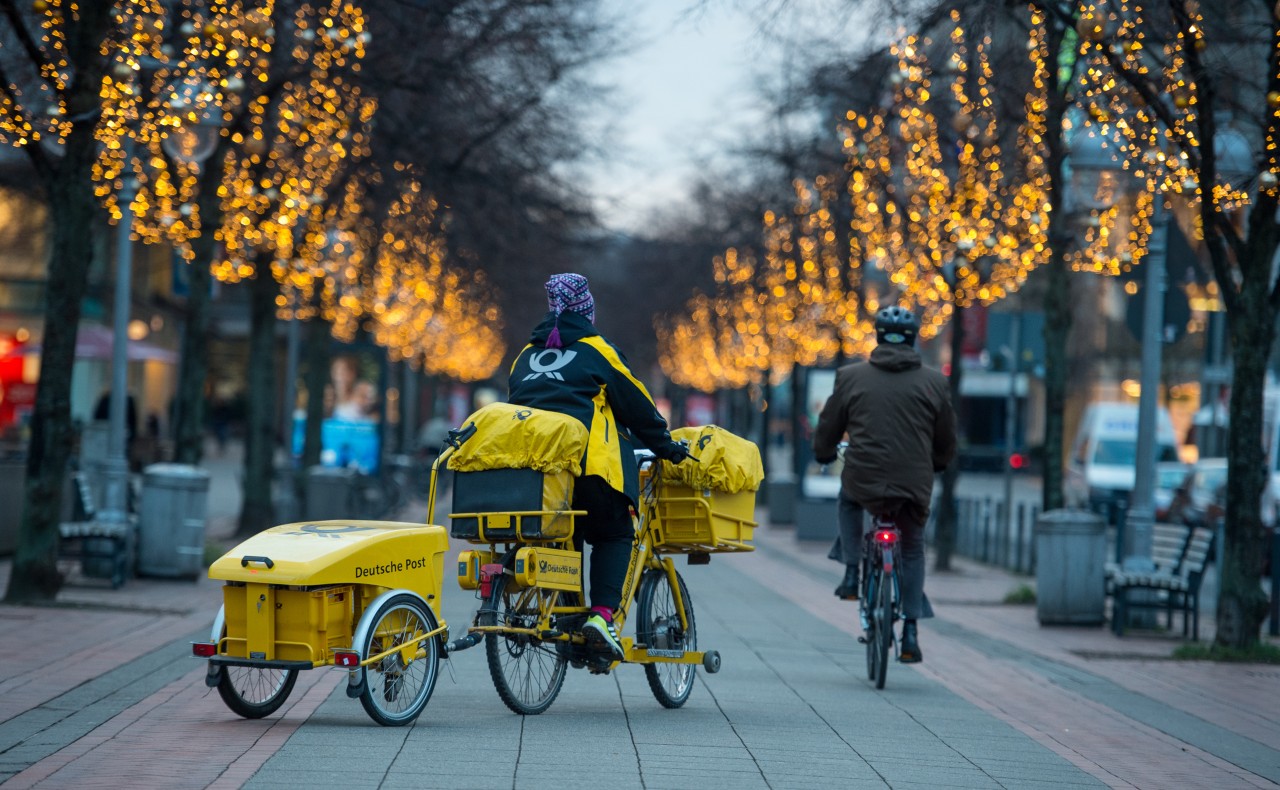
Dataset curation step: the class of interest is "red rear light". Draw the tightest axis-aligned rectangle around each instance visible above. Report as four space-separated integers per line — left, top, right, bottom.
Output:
192 642 217 658
334 649 361 668
479 562 505 598
1009 453 1026 470
875 530 898 544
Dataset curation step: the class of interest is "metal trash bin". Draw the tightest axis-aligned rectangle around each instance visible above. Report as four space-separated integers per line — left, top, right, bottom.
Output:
306 465 355 521
794 496 838 542
138 463 211 578
766 475 797 525
1035 509 1106 625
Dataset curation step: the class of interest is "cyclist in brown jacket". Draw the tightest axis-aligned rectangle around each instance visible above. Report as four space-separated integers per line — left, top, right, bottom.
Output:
813 305 956 663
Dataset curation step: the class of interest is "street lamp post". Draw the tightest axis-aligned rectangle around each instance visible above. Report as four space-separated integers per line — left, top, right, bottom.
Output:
97 176 138 531
1070 121 1255 581
94 70 223 540
1126 197 1169 572
1068 125 1164 574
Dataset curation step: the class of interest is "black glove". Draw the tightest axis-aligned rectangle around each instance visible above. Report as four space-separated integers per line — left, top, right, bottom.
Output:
656 440 695 464
816 454 837 466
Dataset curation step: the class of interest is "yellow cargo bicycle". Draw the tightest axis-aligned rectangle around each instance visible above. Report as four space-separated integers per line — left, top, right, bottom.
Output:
436 405 761 715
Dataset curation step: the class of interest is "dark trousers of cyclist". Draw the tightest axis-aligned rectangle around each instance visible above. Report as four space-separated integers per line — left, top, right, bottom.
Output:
843 495 933 620
571 475 635 612
835 491 866 567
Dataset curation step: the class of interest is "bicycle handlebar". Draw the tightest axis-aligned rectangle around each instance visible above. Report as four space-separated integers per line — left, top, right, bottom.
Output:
445 421 477 449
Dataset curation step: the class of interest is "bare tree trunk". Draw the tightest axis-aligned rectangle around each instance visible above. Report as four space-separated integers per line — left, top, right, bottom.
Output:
1037 6 1072 513
237 261 279 535
935 306 964 572
1215 261 1274 648
3 136 99 602
3 0 118 602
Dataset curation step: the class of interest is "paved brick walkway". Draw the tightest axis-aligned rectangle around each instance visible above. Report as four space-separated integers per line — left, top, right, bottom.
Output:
1 468 1278 788
746 523 1280 788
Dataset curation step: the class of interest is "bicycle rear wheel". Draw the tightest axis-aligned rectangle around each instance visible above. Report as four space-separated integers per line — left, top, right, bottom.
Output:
637 568 697 708
874 568 892 689
484 574 568 715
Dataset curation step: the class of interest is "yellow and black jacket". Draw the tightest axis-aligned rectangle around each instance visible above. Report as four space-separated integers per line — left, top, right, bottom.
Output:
508 311 673 504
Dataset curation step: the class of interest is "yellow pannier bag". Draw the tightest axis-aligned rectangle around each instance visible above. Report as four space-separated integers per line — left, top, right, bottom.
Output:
659 425 764 494
447 403 588 542
447 402 587 476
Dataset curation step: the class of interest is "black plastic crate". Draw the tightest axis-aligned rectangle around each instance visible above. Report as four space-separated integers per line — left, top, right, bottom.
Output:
449 468 574 541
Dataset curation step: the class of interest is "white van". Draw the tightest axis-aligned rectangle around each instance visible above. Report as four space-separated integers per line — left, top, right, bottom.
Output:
1066 403 1181 512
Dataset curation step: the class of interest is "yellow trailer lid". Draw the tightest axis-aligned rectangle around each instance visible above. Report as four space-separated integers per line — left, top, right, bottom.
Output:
209 520 448 588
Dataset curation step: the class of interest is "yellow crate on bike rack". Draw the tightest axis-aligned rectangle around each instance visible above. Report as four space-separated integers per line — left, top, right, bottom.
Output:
654 485 757 553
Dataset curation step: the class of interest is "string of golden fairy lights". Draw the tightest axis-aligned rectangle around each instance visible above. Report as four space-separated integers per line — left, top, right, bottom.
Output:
0 1 504 382
1070 0 1258 314
661 17 1054 389
844 22 1043 340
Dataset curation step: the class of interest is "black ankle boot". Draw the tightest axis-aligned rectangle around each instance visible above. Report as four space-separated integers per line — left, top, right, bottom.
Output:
834 565 859 599
900 621 922 663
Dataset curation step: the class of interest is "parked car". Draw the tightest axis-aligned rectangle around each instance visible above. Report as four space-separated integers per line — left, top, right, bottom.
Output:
1166 457 1227 527
1154 461 1192 522
1066 402 1180 512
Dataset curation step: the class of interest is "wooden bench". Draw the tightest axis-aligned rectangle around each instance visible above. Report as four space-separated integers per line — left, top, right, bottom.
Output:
1108 522 1214 640
1104 522 1189 591
57 472 135 589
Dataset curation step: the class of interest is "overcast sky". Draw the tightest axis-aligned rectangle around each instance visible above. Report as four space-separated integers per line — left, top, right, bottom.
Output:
584 2 765 234
585 1 874 234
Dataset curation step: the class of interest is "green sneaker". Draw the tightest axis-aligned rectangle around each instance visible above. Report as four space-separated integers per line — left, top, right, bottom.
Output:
583 614 624 661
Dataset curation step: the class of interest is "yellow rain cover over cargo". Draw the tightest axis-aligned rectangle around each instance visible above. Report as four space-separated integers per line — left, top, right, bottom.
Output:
661 425 764 493
447 402 588 476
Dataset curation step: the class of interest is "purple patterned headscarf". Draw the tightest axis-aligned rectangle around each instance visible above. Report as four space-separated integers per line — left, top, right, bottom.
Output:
544 273 594 348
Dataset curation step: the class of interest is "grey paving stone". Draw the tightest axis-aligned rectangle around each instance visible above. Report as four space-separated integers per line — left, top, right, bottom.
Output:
244 769 384 790
381 775 512 790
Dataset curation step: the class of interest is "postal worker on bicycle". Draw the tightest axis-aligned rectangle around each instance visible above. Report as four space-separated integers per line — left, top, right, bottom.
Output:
812 305 956 663
508 273 692 661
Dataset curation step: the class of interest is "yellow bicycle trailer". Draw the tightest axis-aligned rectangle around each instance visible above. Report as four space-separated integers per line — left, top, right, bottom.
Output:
196 519 449 726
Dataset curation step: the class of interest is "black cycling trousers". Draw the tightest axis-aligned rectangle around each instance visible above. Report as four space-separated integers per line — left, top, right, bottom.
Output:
571 475 636 611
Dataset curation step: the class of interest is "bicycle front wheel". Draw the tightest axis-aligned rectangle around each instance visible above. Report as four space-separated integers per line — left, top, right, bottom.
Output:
637 567 697 708
874 568 892 690
358 594 441 726
484 574 568 715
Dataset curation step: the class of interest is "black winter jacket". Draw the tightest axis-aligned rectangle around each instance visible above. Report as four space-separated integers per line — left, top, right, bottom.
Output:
812 343 957 514
508 311 673 504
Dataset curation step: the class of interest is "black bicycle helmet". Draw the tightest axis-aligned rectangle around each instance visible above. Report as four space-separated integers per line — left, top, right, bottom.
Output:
875 305 919 346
